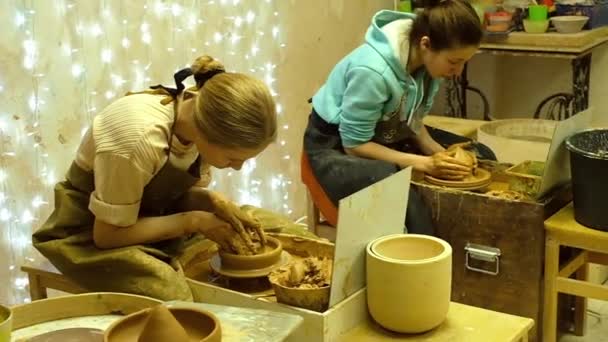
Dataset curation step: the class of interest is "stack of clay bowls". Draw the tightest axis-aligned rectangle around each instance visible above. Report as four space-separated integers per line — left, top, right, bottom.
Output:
366 234 452 333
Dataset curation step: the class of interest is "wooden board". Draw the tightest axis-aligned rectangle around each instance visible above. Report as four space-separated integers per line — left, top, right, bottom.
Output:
423 115 487 138
538 108 594 198
339 301 534 342
330 168 411 307
481 26 608 54
412 182 572 342
11 293 160 330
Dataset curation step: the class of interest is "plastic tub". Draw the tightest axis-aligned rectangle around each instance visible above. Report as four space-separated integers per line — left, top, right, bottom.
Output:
523 19 549 33
565 128 608 231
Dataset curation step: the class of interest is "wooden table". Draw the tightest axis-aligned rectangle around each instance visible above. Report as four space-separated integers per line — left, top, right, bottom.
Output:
446 27 608 120
339 301 534 342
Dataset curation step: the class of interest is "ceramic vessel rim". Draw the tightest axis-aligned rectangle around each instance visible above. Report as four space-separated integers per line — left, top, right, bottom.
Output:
219 236 281 261
104 306 220 341
268 271 331 291
367 234 452 264
550 15 589 22
0 303 12 325
269 279 330 291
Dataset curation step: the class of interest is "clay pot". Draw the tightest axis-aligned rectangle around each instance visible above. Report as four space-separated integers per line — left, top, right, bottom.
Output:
452 146 476 169
219 236 282 270
0 304 11 342
269 279 330 313
366 234 452 333
104 305 221 342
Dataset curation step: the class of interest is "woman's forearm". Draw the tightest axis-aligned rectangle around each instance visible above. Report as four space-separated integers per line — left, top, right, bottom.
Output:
176 186 224 212
93 211 201 249
345 141 428 171
415 125 445 156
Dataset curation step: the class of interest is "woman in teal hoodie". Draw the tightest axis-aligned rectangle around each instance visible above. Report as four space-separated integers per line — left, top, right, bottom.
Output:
303 0 495 235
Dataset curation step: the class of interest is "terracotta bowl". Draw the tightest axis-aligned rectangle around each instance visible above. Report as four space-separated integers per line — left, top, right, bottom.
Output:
219 236 282 270
268 272 330 313
366 234 452 333
0 304 11 342
104 307 221 342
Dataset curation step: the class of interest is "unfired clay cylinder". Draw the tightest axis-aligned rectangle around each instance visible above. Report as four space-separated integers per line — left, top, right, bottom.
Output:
366 234 452 333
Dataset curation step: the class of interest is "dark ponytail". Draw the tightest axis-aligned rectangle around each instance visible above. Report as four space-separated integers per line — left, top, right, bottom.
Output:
410 0 482 51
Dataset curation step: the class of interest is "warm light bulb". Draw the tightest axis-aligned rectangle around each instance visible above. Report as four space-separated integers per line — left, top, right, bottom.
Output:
101 49 112 63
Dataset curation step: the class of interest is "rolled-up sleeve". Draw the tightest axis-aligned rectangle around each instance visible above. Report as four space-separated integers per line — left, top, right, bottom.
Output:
339 67 389 148
89 152 153 227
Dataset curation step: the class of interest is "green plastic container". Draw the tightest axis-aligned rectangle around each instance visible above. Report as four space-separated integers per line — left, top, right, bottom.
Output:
529 5 548 21
398 0 412 13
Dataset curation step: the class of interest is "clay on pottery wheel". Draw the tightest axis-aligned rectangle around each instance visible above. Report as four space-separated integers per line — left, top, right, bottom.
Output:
268 257 332 312
366 234 452 333
425 144 491 189
138 305 189 342
104 305 221 342
219 236 283 271
450 146 478 181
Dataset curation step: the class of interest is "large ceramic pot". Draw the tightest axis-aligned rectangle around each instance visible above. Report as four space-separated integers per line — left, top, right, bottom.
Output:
366 234 452 333
0 304 11 342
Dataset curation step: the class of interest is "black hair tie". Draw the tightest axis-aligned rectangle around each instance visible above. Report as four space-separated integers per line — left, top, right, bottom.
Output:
194 69 225 88
150 67 224 98
150 67 193 98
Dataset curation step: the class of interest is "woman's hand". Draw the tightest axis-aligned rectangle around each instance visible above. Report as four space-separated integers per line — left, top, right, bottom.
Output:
190 211 252 255
419 151 472 180
210 195 266 253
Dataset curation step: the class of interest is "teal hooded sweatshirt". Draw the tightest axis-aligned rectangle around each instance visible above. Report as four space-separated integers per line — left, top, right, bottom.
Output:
311 10 442 148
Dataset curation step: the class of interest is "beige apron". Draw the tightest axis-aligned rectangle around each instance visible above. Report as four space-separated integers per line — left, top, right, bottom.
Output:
32 96 316 301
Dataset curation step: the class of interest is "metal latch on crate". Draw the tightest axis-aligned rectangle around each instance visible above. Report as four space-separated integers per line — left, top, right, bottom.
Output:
464 243 501 276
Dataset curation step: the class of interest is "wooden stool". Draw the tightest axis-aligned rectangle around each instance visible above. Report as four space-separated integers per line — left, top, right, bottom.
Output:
300 151 338 235
543 203 608 342
21 266 87 301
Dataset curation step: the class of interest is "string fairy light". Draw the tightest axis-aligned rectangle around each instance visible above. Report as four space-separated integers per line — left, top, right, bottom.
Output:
1 0 296 305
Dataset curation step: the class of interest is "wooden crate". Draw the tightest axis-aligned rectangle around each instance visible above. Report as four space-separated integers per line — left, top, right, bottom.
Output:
412 181 572 342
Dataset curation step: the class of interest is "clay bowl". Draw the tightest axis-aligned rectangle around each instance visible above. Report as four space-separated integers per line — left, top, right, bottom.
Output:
0 303 11 342
268 269 330 313
104 307 221 342
366 234 452 333
219 236 282 271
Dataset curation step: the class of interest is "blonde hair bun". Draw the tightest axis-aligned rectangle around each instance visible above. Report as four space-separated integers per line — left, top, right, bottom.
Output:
191 55 226 89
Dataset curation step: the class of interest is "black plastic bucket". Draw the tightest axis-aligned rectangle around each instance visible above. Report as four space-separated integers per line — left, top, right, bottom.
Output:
565 128 608 231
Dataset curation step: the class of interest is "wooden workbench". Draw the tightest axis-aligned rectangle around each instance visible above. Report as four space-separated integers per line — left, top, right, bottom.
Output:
448 27 608 120
339 301 534 342
423 115 487 138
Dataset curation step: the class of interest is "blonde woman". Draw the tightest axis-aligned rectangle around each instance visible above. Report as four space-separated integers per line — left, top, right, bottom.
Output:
33 55 311 300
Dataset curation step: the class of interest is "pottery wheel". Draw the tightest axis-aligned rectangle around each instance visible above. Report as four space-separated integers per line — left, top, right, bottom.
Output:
25 328 104 342
424 168 492 190
209 251 292 279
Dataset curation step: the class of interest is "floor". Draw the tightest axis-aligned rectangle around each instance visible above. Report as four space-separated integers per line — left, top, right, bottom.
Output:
312 224 608 342
560 297 608 342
